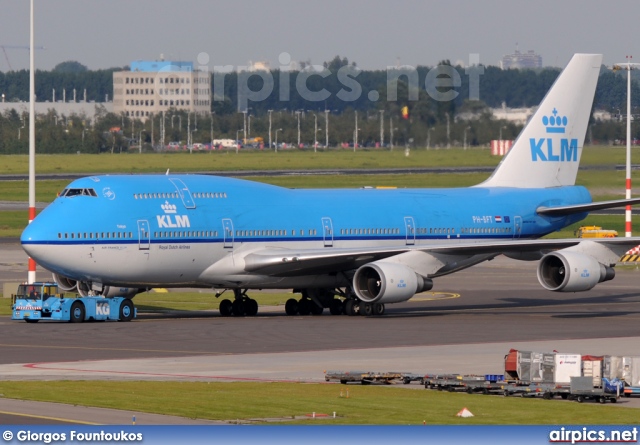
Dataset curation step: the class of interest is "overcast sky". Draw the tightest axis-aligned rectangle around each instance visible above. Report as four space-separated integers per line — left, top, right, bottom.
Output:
2 0 639 72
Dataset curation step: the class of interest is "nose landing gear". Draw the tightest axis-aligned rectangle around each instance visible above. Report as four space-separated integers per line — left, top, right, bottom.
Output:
219 289 258 317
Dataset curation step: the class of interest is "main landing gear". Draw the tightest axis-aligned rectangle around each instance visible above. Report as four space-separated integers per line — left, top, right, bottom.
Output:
216 288 386 317
219 289 258 317
284 288 386 317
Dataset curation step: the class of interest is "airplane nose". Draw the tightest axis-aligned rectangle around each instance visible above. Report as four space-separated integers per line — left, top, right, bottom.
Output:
20 217 47 259
21 219 38 242
21 224 36 256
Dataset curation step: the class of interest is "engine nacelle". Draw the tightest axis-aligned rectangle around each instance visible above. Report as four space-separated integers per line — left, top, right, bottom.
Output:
53 274 142 298
52 273 77 292
537 251 615 292
101 286 144 298
353 261 433 304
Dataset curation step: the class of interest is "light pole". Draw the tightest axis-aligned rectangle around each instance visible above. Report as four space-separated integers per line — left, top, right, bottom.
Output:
389 116 394 149
171 115 176 129
313 113 318 152
379 110 384 147
27 0 36 283
324 109 330 148
613 57 640 237
354 111 358 151
161 111 165 149
248 114 252 139
427 127 434 149
187 112 191 150
242 110 247 144
295 111 301 147
463 126 471 150
236 129 242 153
446 112 451 149
499 125 506 141
275 128 282 153
210 112 214 148
268 110 273 150
18 114 25 139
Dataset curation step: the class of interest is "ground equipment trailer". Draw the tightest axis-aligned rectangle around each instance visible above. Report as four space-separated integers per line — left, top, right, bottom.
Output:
325 370 421 385
424 374 511 394
11 282 136 323
565 377 622 403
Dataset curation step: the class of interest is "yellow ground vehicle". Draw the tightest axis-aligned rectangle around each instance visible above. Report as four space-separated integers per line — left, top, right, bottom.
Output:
574 226 618 238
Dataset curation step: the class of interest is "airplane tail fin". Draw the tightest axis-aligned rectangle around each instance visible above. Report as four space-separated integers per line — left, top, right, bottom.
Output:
477 54 602 189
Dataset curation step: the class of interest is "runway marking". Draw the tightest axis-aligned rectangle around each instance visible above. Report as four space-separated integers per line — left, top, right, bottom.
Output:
0 410 98 425
21 363 305 383
412 292 460 302
0 343 230 355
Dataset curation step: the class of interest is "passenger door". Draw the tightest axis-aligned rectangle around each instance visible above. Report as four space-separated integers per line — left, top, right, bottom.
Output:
222 218 234 249
404 216 416 245
513 216 522 239
137 220 150 251
322 217 333 247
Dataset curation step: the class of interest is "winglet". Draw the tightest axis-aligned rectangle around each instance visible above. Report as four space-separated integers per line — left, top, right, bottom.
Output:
477 54 602 188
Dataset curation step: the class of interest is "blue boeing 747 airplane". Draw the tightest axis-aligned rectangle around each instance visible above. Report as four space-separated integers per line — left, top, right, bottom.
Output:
20 54 640 317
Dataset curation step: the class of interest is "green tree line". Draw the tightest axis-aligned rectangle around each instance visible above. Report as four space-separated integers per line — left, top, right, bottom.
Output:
0 57 639 153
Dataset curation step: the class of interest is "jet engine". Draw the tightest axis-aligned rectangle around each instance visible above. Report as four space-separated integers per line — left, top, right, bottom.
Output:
52 273 78 292
53 273 143 298
537 251 615 292
353 261 433 304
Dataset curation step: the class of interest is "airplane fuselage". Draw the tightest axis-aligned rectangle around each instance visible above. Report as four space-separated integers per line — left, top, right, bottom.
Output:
21 174 590 289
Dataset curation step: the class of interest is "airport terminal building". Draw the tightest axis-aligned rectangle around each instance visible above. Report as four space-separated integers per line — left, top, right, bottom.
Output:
500 50 543 70
113 60 211 120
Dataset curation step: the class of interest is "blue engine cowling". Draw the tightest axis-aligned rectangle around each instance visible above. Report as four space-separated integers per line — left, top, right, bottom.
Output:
353 261 433 304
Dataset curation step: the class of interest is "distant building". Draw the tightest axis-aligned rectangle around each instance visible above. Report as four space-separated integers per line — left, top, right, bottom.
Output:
492 105 536 125
113 60 211 120
500 50 543 70
247 61 271 72
0 101 112 124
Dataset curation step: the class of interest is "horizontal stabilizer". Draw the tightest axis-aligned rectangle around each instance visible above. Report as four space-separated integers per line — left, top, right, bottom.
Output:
537 198 640 216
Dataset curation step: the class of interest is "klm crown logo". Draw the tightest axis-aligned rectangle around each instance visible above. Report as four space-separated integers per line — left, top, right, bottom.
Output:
161 201 177 214
542 108 567 134
530 107 577 162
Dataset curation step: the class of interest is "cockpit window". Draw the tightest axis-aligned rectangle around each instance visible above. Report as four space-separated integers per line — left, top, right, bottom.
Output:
60 188 97 197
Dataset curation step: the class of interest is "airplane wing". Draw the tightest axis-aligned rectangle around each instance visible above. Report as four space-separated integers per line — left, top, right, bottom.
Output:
536 198 640 216
241 237 640 277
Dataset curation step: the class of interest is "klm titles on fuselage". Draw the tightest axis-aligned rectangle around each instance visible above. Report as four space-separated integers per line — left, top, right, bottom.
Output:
530 109 578 162
157 214 191 228
157 201 191 228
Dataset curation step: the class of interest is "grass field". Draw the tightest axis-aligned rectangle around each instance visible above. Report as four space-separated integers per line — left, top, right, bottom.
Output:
0 145 638 175
0 381 636 425
2 149 501 174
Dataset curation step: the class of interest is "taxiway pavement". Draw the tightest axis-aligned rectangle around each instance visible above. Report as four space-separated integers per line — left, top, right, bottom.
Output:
2 241 640 422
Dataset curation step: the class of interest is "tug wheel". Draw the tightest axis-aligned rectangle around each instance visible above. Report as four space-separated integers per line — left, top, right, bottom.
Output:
119 299 134 322
70 301 85 323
